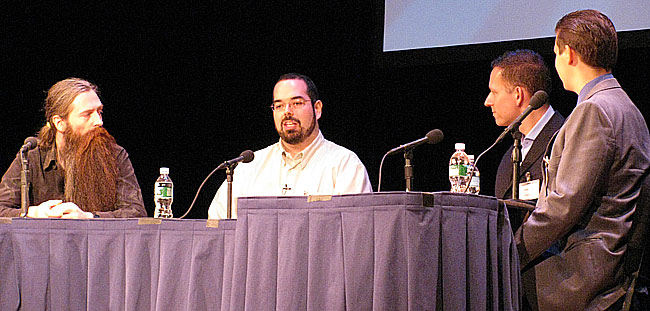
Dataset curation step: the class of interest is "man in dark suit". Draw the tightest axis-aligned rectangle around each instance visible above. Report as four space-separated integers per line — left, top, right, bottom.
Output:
516 10 650 310
486 50 565 219
485 49 565 311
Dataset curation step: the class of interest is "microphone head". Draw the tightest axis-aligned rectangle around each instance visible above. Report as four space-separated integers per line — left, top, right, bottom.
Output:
240 150 255 163
425 129 444 144
529 90 548 109
23 136 39 150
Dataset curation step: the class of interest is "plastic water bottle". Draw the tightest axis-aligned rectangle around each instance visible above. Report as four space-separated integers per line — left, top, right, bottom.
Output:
467 154 480 194
154 167 173 218
449 143 470 192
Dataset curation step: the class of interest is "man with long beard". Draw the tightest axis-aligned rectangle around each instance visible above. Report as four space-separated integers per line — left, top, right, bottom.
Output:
0 78 146 218
208 73 372 219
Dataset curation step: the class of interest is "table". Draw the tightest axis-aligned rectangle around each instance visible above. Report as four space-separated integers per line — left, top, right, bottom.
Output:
229 192 520 310
0 192 520 310
0 218 236 311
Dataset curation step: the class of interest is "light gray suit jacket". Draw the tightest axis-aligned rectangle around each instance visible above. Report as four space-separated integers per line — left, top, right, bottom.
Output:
515 77 650 310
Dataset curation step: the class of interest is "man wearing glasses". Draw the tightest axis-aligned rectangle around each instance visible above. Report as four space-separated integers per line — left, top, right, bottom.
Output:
208 73 372 219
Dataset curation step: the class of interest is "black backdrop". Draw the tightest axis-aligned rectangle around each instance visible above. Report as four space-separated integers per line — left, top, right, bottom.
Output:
2 2 649 218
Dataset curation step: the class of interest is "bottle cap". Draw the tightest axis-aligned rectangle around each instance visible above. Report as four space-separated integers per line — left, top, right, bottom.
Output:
468 154 475 161
455 143 465 150
160 167 170 174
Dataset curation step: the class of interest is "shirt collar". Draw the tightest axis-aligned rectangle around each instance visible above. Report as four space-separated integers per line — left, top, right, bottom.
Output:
280 130 324 169
43 144 58 171
523 105 555 142
577 73 613 104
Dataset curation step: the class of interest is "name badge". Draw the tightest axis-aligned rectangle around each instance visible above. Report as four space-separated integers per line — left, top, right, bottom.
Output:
519 179 540 200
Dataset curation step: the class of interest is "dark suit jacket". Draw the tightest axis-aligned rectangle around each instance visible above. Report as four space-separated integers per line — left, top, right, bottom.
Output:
495 110 565 201
515 77 650 310
495 109 564 311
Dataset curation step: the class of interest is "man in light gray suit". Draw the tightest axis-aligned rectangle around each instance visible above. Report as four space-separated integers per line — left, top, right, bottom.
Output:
515 9 650 310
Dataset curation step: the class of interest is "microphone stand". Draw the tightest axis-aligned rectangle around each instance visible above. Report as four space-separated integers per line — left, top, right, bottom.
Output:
19 150 31 217
511 130 523 199
225 165 236 219
404 149 414 191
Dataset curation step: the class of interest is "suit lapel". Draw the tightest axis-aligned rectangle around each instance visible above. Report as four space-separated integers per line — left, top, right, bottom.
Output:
520 112 564 175
497 112 565 199
496 145 515 198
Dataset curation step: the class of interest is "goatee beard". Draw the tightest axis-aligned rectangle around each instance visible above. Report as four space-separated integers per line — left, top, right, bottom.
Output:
278 113 317 145
61 127 119 212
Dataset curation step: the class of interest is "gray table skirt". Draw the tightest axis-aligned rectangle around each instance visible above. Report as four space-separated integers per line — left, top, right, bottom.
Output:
229 192 520 311
0 218 236 311
0 192 520 310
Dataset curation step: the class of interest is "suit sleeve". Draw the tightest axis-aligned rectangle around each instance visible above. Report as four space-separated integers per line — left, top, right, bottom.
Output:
516 102 614 266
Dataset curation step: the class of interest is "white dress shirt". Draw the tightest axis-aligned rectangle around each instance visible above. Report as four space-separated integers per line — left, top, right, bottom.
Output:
208 131 373 219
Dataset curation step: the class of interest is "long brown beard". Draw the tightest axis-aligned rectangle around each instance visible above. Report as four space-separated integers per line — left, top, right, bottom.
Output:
61 127 119 212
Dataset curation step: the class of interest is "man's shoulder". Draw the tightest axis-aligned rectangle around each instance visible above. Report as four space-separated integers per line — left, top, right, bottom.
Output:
26 145 51 166
256 142 279 153
580 80 637 117
238 142 281 166
585 77 629 103
113 143 127 152
249 142 281 160
111 142 127 152
320 138 361 158
110 143 131 163
544 110 565 131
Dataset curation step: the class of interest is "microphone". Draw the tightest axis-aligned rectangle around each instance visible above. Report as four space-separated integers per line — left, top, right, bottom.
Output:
20 137 38 153
217 150 255 169
378 129 444 191
19 137 38 217
386 129 444 156
495 90 548 143
177 149 255 219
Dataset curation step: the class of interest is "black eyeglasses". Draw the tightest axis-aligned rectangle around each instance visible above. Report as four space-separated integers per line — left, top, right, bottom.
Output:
270 98 311 111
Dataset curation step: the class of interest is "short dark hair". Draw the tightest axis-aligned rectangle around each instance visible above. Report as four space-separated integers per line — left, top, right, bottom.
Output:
490 49 551 95
555 9 618 71
276 73 319 102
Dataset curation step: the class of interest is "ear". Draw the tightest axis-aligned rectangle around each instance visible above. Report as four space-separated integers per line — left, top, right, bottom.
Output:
514 86 526 106
313 100 323 120
51 115 67 133
565 45 579 66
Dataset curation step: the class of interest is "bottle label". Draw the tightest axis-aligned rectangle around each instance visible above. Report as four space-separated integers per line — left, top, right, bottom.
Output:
155 183 173 198
448 165 467 176
470 176 480 187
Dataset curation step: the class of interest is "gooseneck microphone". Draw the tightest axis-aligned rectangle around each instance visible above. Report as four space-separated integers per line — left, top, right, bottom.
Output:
386 129 444 155
495 90 548 143
178 150 255 219
217 150 255 169
466 90 549 195
378 129 444 192
20 137 39 217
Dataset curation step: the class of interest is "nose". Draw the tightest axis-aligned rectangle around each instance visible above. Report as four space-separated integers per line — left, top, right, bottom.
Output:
91 111 103 127
484 95 492 107
282 104 295 115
